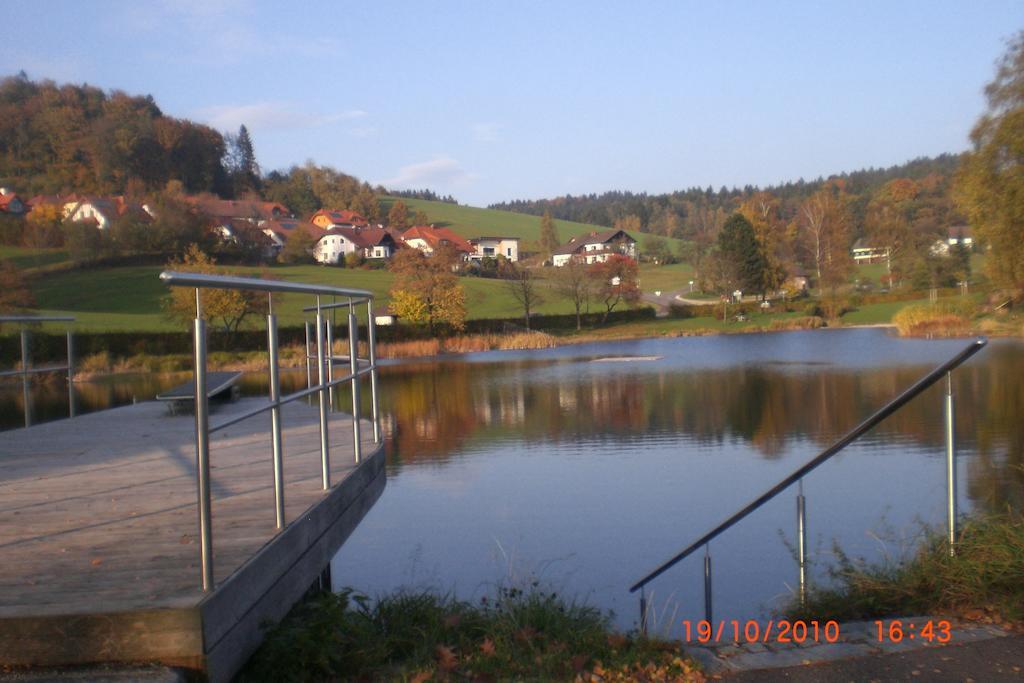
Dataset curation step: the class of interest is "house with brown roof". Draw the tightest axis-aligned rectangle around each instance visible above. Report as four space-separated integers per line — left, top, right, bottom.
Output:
310 209 369 230
551 229 637 266
26 194 66 212
63 196 154 230
185 195 288 223
401 225 473 259
260 218 326 255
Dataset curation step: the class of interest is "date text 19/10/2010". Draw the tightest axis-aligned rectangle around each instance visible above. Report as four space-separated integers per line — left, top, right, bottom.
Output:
681 619 953 645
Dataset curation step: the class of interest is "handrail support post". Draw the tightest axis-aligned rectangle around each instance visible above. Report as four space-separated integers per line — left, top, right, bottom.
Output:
304 320 313 390
268 312 285 529
639 586 648 635
349 309 362 463
797 479 807 606
193 291 214 591
20 328 30 428
315 298 330 489
367 299 381 443
703 546 713 624
946 371 957 557
66 329 75 418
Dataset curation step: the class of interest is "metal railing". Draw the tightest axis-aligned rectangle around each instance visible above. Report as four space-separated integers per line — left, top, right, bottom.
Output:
159 271 381 591
0 315 77 427
630 338 987 631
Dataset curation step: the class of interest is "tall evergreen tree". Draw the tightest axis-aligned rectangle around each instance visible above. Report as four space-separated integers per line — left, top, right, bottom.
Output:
716 213 767 295
226 124 260 195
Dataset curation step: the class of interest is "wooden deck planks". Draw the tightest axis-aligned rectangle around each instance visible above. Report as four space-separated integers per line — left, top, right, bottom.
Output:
0 398 379 620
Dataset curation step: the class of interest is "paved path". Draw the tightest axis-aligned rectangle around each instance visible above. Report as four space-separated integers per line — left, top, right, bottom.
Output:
723 632 1024 682
682 616 1021 680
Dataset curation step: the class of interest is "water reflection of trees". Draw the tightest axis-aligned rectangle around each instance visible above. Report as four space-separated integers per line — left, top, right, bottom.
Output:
1 347 1020 513
375 354 1023 512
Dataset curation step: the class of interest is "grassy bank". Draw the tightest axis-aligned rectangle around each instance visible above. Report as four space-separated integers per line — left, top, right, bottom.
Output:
787 513 1024 626
239 587 702 682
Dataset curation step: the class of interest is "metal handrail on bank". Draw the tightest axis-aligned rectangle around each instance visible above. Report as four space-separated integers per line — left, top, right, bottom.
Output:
159 271 381 592
0 315 77 427
629 338 987 630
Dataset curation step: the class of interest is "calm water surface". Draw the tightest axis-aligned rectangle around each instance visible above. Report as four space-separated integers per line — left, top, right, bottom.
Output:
3 328 1022 633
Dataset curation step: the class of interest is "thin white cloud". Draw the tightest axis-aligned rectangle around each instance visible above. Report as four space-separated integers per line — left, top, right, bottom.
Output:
349 126 379 139
379 157 477 189
472 122 503 143
196 102 367 131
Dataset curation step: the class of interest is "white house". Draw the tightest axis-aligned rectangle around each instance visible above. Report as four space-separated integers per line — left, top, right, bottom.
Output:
551 229 638 266
470 236 520 262
63 196 154 230
931 225 974 255
851 238 890 264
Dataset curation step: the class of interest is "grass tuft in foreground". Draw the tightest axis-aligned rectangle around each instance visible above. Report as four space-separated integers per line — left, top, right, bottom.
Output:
787 513 1024 624
238 586 703 682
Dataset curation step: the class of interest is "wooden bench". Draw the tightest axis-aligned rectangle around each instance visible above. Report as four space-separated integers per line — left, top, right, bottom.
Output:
155 371 242 414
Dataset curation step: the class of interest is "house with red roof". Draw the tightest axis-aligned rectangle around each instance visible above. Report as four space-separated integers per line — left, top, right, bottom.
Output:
401 225 473 259
0 188 26 215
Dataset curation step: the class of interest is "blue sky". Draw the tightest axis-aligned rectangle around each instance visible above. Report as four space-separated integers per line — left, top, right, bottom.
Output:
2 1 1021 206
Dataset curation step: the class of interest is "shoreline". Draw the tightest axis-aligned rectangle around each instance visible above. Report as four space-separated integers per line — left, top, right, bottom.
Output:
52 322 920 382
17 319 1020 384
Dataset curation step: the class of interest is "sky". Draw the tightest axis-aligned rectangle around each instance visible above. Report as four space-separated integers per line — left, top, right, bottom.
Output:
2 1 1022 207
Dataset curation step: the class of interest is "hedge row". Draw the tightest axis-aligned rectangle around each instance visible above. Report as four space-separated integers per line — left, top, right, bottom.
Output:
0 307 657 365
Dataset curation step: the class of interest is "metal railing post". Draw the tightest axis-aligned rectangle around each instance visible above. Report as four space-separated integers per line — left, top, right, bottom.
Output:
315 297 330 489
66 329 75 418
267 308 285 529
304 320 313 390
20 329 30 428
193 290 214 591
367 299 380 443
797 479 807 606
945 372 957 556
325 318 335 410
349 307 362 463
639 586 648 635
703 545 713 624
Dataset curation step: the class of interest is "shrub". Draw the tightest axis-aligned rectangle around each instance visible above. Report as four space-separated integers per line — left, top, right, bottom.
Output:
893 300 976 336
668 302 694 319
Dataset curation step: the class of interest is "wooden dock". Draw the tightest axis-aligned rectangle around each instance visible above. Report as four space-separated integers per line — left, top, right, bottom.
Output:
0 398 385 681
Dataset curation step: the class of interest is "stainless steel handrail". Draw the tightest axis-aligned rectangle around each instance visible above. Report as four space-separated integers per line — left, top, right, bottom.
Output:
159 271 381 591
158 271 373 298
0 315 77 427
630 338 987 627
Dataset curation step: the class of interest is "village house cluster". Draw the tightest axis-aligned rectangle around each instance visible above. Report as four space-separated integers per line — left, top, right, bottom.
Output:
0 187 534 265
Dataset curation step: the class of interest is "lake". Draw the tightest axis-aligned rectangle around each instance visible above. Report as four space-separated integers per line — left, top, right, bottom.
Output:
2 328 1021 634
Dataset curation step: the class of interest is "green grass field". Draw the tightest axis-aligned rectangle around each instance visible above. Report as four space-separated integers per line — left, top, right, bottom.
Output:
0 245 70 270
27 263 596 332
381 196 687 252
637 262 696 293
